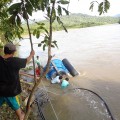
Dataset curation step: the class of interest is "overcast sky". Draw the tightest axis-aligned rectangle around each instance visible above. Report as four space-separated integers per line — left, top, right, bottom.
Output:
19 0 119 20
68 0 120 16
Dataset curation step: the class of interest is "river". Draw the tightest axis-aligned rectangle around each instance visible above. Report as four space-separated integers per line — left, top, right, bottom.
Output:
18 24 120 120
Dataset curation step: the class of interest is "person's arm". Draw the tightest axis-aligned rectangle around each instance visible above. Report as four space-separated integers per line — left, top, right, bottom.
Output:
27 50 35 64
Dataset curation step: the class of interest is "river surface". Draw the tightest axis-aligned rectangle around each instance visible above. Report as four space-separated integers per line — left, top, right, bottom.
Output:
18 24 120 120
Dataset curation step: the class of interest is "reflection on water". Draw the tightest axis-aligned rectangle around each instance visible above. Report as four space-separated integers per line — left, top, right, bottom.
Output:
19 24 120 120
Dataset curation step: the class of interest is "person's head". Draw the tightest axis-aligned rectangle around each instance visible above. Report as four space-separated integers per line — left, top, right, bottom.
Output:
4 42 16 55
36 56 39 59
59 76 63 80
65 77 69 81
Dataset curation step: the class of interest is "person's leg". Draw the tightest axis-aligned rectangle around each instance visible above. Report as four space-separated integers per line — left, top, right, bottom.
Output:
5 96 25 120
0 97 5 114
0 97 5 113
0 97 5 107
15 108 25 120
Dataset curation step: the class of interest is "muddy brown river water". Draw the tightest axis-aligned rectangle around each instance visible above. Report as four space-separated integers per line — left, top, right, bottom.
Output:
18 24 120 120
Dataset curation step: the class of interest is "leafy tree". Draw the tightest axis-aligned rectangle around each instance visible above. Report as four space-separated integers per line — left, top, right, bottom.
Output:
0 0 23 45
0 0 11 47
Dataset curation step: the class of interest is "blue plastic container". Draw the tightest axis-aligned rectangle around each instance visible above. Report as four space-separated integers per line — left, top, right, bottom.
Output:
46 59 69 80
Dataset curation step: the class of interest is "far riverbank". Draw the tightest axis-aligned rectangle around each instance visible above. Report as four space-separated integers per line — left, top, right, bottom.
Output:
21 13 119 35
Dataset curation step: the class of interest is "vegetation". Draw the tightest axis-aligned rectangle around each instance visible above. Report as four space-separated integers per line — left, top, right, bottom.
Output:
119 18 120 24
22 13 119 35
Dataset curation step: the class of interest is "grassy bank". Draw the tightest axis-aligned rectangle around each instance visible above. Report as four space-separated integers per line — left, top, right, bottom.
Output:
22 13 119 35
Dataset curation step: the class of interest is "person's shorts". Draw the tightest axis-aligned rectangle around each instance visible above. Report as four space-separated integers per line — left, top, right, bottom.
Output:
0 96 20 110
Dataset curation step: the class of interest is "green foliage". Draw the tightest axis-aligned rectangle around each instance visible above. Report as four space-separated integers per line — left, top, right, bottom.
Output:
90 0 110 15
33 22 48 38
7 2 22 15
31 0 70 51
61 13 119 28
119 19 120 24
0 0 112 48
0 0 12 9
38 35 58 51
5 0 69 51
22 13 119 34
0 1 25 42
104 0 110 13
57 0 69 4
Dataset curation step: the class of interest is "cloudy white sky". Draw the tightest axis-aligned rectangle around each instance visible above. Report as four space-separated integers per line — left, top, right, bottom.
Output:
68 0 120 16
30 0 120 20
14 0 120 16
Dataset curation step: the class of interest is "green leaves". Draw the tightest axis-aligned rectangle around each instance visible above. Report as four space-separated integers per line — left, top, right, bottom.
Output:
104 0 110 13
38 35 49 51
62 7 69 15
89 0 110 15
98 2 104 15
7 2 22 15
8 14 21 27
38 36 58 51
33 22 48 39
98 0 110 15
47 6 51 17
52 40 58 48
58 5 62 16
57 0 69 5
25 1 33 16
89 2 94 12
1 0 70 50
57 16 68 32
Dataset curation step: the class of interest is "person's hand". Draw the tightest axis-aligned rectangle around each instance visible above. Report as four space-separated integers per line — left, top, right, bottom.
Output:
27 50 35 63
30 50 35 57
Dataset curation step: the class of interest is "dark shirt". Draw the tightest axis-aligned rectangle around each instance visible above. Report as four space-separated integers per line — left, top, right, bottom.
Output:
0 56 27 97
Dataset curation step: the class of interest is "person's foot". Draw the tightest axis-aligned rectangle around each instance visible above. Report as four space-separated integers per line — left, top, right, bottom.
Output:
20 111 25 120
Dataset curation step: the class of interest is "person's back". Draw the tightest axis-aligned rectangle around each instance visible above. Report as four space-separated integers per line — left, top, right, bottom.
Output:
0 42 35 120
61 77 69 89
0 56 27 96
